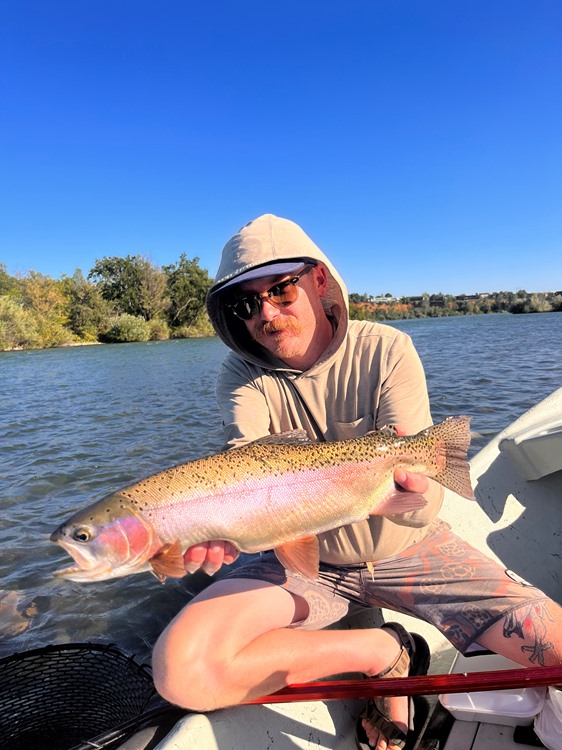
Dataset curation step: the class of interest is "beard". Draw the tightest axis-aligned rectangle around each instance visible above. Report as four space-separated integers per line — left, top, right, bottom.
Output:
251 317 303 359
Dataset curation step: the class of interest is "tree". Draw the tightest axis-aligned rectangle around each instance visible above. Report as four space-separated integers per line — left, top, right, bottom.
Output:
64 270 113 341
18 271 69 324
0 263 18 297
164 254 213 328
16 271 74 347
551 295 562 312
88 255 169 321
0 296 39 350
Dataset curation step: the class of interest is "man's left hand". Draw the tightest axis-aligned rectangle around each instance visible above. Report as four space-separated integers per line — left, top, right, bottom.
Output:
393 469 429 495
392 424 430 497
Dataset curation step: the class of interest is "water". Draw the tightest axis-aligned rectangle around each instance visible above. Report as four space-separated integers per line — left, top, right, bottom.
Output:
392 312 562 451
1 314 560 661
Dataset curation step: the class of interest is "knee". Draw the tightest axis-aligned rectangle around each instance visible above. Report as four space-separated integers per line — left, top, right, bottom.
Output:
152 622 225 712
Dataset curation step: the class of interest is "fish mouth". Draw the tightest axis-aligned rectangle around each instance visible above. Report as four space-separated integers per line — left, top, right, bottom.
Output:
52 538 115 582
52 539 152 582
53 561 114 582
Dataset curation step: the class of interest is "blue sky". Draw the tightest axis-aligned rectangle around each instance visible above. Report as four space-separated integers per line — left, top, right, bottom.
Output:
1 1 561 297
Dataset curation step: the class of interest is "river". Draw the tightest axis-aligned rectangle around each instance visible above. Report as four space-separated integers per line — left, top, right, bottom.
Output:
1 312 560 661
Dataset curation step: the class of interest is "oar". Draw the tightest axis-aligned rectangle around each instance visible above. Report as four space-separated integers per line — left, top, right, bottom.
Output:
245 665 562 704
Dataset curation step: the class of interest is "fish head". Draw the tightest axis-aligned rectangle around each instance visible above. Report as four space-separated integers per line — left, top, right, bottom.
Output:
50 494 162 582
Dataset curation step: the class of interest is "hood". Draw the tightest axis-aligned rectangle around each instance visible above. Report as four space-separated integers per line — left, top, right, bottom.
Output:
207 214 349 371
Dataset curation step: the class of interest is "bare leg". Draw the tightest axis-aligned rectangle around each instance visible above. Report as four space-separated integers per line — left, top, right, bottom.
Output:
152 577 407 733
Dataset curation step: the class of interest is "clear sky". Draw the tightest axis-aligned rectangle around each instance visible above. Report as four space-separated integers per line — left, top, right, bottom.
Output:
1 0 561 297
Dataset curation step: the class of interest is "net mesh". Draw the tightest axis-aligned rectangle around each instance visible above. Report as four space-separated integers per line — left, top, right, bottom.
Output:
0 642 158 750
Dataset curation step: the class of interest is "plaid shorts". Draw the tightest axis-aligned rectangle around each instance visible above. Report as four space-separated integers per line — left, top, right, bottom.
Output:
223 520 549 653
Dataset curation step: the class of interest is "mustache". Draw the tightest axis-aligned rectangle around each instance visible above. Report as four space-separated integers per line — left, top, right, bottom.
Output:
261 319 300 335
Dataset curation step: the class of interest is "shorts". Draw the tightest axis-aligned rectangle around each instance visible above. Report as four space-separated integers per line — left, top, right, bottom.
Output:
223 520 549 653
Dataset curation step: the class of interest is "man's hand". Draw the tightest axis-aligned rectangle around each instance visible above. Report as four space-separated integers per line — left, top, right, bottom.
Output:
393 424 430 497
394 469 429 495
182 541 239 576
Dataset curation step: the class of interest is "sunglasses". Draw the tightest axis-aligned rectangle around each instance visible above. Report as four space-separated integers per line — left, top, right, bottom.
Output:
227 264 316 321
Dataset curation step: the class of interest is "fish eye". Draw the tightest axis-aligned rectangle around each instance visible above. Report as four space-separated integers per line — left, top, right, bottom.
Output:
72 527 92 543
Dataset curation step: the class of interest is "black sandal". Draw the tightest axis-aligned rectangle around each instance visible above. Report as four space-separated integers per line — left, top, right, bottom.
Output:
355 622 430 750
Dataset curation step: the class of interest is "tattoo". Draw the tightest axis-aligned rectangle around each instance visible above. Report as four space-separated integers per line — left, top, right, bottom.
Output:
503 603 554 666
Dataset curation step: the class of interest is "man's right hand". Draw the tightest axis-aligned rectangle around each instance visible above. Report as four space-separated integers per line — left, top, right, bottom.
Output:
182 541 239 576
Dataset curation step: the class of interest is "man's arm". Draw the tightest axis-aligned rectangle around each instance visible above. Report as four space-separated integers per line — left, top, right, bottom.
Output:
216 356 272 448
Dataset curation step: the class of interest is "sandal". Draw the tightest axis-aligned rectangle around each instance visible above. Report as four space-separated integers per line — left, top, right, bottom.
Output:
355 622 431 750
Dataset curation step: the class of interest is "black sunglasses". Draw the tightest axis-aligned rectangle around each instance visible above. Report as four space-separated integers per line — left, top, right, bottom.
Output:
227 264 316 321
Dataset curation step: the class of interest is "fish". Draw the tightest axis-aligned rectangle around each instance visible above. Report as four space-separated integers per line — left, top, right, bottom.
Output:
50 416 474 582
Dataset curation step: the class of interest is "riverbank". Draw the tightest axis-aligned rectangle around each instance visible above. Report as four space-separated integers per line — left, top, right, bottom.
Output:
3 307 560 353
0 327 214 352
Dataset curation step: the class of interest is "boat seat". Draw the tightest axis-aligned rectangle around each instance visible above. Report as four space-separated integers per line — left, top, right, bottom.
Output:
499 424 562 481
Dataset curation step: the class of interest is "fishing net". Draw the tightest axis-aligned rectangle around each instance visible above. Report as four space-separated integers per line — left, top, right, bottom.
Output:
0 642 174 750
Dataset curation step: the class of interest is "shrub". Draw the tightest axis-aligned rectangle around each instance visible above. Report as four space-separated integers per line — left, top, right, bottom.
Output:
100 314 151 343
171 314 215 339
148 318 171 340
0 296 40 350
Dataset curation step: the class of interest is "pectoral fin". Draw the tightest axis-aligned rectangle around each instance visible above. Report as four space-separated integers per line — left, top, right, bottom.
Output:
373 491 428 516
274 535 320 579
150 541 186 582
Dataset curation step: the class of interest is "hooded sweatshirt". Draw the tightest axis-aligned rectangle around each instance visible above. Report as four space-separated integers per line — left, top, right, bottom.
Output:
207 214 443 564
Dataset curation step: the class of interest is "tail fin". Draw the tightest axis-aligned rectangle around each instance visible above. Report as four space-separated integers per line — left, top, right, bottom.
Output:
430 416 475 500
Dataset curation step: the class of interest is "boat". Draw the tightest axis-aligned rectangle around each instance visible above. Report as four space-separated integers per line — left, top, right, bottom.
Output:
145 386 562 750
2 388 561 750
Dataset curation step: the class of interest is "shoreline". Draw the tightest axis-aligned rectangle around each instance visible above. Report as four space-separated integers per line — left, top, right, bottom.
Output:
2 309 559 353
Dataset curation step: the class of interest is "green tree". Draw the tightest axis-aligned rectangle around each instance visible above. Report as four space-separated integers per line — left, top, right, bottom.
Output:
18 271 69 323
0 263 18 297
0 296 40 349
510 293 552 314
349 302 368 320
17 271 74 347
164 254 212 328
64 270 114 341
89 255 169 321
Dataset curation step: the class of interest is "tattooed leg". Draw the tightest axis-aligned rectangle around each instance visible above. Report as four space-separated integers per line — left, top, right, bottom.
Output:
503 602 554 666
477 599 562 669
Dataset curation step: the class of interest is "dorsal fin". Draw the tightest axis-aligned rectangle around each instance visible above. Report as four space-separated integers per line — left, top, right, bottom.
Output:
365 425 399 438
251 430 313 446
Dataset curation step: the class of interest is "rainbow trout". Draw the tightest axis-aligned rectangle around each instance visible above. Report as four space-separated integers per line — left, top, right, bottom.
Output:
51 416 474 582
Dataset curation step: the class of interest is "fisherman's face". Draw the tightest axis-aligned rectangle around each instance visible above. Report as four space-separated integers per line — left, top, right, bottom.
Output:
235 264 331 369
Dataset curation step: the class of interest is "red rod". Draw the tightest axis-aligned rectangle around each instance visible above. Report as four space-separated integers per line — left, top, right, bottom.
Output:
245 666 562 705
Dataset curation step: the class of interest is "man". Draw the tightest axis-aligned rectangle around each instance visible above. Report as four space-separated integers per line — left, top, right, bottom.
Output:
153 214 562 750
